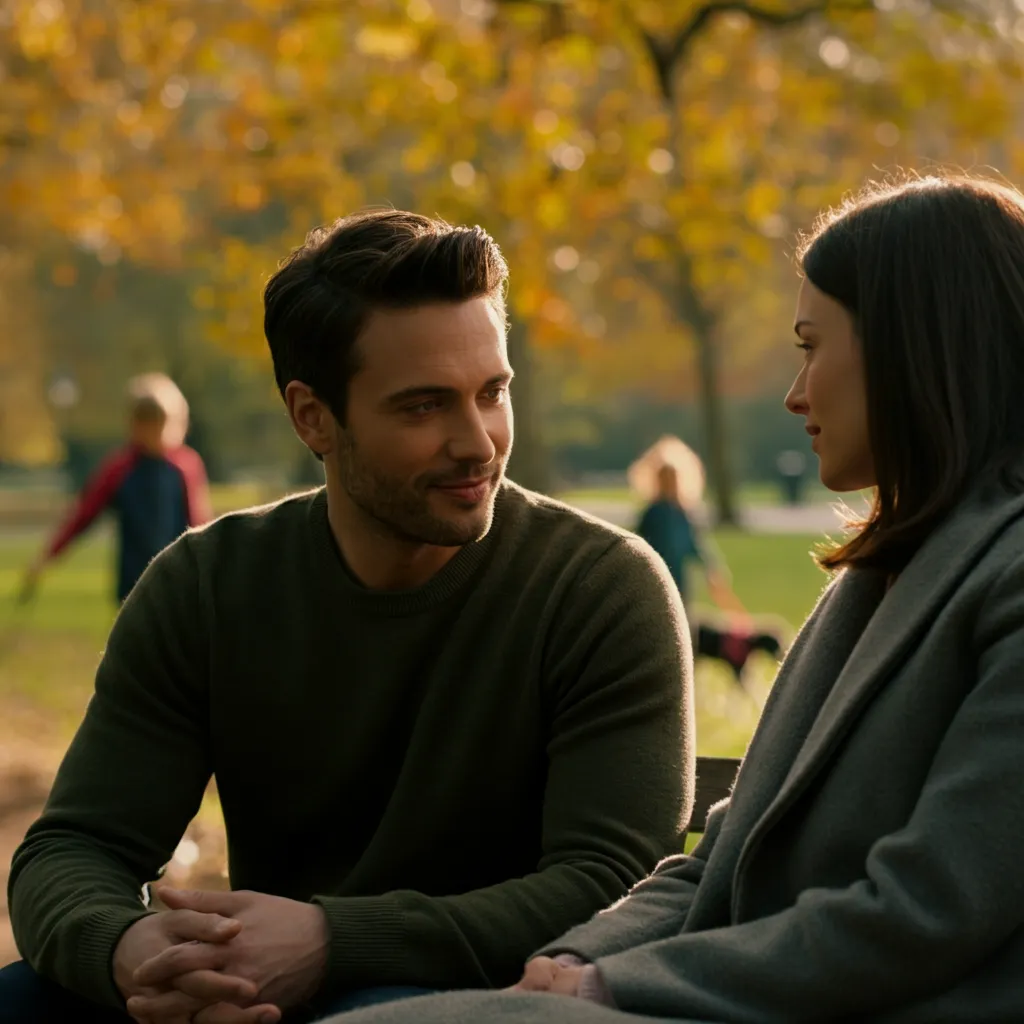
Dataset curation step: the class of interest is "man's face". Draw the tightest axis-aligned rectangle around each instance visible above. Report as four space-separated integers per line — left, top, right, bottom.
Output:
330 297 514 546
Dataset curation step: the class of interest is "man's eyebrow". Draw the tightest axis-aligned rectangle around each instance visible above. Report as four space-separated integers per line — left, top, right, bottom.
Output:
383 385 455 406
382 372 514 406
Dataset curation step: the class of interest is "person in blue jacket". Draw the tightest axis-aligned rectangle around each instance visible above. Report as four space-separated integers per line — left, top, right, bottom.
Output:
634 453 739 614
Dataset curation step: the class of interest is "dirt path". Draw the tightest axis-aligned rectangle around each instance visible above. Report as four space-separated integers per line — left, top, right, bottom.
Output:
0 738 56 967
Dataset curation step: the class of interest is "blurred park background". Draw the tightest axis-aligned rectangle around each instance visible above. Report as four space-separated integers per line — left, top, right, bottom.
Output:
2 0 1024 963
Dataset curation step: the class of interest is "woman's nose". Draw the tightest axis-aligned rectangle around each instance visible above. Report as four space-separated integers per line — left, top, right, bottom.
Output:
785 372 808 416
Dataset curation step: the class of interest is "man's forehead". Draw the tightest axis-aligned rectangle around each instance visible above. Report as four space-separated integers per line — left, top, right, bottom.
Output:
353 300 509 387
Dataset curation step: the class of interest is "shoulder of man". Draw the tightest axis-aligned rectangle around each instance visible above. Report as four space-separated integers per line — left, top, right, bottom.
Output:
498 479 670 580
500 478 635 543
178 486 323 572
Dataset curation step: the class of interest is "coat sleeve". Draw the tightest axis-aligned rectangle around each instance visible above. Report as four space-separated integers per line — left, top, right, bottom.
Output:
536 799 729 963
589 551 1024 1023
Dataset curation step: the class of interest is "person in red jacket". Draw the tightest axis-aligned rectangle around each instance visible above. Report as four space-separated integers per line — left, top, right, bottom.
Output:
21 373 212 604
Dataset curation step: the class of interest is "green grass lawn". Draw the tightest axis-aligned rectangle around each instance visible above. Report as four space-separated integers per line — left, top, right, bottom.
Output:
555 481 836 508
0 529 118 742
686 528 828 756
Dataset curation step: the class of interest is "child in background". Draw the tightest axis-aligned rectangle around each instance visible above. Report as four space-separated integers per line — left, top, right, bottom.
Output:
631 436 782 681
21 373 212 604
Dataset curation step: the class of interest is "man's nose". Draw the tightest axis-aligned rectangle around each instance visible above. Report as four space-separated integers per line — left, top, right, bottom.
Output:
447 409 497 467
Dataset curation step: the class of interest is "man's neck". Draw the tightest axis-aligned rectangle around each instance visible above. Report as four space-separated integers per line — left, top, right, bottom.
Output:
325 481 461 591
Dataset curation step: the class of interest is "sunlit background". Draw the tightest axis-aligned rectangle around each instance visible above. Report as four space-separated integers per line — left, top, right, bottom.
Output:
2 0 1022 964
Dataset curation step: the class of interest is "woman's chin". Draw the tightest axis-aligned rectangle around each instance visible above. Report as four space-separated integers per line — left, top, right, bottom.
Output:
818 461 876 494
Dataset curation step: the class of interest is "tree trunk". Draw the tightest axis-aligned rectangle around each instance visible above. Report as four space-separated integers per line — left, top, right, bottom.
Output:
504 315 551 493
645 33 740 527
673 256 739 526
693 316 739 527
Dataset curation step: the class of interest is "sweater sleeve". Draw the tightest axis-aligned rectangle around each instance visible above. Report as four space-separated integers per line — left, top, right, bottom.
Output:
311 536 694 993
589 552 1024 1023
8 538 212 1008
536 798 729 963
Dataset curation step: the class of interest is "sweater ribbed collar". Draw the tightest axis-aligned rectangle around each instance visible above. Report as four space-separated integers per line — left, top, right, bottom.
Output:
307 485 506 616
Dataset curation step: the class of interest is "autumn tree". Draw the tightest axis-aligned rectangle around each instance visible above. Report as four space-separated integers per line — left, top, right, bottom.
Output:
476 0 1023 518
2 0 1023 510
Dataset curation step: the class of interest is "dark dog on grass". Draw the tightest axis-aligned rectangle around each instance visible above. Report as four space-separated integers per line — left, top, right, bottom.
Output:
695 618 787 688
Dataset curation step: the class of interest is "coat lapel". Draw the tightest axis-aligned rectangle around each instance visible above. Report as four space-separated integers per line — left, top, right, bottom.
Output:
735 485 1024 889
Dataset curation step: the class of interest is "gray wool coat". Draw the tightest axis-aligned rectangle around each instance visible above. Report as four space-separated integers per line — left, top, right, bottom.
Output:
332 481 1024 1023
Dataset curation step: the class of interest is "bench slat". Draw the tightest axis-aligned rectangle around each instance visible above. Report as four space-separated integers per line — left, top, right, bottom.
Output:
691 756 741 833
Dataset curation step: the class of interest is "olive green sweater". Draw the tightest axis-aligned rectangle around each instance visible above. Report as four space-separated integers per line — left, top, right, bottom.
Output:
9 482 692 1009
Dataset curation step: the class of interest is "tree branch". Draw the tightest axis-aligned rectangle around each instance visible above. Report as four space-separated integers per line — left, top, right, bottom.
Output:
631 0 876 100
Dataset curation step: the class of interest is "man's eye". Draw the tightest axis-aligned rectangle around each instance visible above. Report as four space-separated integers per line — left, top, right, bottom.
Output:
484 387 507 402
407 400 441 415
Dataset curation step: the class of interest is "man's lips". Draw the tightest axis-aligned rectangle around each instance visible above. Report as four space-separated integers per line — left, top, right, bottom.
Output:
431 477 492 502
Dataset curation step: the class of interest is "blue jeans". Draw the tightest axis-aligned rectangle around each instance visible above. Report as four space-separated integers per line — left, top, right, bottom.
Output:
0 959 431 1023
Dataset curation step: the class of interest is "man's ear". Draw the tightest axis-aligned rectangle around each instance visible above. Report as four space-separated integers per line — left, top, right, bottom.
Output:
284 381 335 457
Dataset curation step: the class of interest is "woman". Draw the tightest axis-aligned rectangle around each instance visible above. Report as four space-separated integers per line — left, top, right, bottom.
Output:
332 175 1024 1022
630 436 739 612
631 439 779 682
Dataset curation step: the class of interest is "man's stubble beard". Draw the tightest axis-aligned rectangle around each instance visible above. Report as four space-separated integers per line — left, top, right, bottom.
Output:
335 430 503 547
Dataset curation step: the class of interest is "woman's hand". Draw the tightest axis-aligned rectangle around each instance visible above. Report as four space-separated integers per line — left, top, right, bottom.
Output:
509 956 584 997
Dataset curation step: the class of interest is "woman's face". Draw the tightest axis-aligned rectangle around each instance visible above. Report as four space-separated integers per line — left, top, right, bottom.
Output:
785 278 875 492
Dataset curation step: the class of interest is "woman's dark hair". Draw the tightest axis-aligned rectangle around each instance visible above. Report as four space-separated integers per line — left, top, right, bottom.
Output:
798 174 1024 572
263 209 508 423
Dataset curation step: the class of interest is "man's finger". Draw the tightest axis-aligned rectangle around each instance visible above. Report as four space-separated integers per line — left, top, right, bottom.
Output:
126 983 186 1024
194 1001 282 1024
126 988 203 1019
133 939 232 987
157 887 245 917
165 908 241 943
171 969 257 1004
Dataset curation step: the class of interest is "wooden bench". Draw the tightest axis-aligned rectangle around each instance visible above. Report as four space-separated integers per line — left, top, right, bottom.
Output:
691 756 741 833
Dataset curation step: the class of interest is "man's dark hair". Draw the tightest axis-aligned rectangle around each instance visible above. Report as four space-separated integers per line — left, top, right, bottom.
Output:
263 209 509 423
798 174 1024 573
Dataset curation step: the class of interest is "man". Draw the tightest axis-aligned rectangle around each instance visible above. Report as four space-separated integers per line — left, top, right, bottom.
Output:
21 372 212 604
3 211 693 1024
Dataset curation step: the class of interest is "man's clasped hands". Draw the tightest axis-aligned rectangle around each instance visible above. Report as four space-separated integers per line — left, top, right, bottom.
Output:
116 888 584 1024
114 888 329 1024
